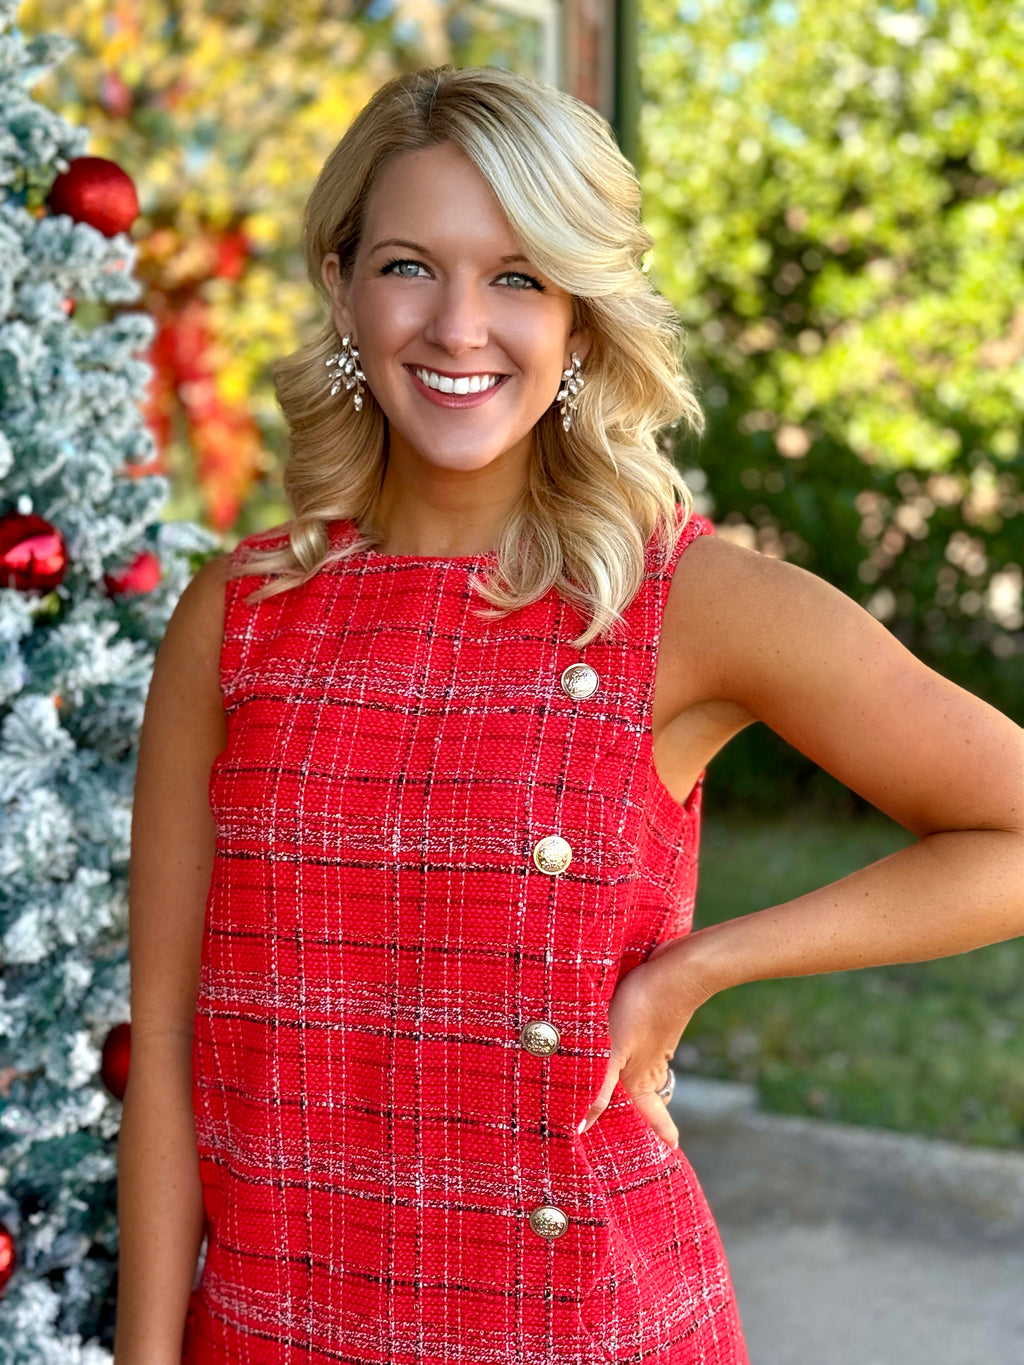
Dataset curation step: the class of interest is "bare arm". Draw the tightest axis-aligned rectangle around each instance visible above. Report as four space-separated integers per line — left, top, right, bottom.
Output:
584 535 1024 1145
660 536 1024 993
113 555 229 1365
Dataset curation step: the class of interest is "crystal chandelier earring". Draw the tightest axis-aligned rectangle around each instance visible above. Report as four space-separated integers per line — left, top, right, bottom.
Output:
325 333 366 412
556 352 585 432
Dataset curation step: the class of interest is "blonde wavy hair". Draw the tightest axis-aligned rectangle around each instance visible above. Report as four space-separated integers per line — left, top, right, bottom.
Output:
234 65 704 647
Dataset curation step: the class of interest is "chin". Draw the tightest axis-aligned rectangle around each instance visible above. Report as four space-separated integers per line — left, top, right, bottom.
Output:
388 422 527 472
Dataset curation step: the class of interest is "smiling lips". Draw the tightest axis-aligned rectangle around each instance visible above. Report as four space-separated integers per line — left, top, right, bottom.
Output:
407 364 508 408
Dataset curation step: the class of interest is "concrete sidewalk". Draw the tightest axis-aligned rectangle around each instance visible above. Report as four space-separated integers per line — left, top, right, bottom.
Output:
668 1077 1024 1365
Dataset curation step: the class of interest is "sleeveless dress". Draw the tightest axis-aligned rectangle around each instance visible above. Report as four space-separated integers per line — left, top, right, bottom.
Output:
183 504 748 1365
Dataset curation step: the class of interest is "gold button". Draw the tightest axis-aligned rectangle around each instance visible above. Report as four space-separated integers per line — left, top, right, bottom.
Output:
529 1205 569 1239
520 1020 561 1056
560 662 599 700
532 835 572 875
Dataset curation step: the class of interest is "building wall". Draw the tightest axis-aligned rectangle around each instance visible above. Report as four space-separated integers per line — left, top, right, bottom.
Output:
563 0 614 119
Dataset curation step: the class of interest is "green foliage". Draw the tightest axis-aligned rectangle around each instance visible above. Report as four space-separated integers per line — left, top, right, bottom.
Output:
688 810 1024 1148
642 0 1024 755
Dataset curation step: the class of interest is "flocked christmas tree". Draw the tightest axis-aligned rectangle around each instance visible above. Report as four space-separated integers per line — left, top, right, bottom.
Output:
0 0 217 1356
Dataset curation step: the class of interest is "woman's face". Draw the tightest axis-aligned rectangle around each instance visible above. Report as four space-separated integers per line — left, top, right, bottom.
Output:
321 142 589 478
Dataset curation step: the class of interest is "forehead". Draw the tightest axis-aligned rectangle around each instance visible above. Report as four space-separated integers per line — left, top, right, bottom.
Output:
360 143 521 252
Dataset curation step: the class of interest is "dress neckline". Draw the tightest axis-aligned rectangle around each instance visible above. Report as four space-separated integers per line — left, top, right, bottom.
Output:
365 546 495 564
332 517 497 564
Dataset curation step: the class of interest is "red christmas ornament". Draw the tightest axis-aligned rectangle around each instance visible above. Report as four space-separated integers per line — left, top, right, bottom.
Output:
0 1221 14 1296
46 156 140 238
104 550 162 597
0 513 67 591
101 1022 131 1101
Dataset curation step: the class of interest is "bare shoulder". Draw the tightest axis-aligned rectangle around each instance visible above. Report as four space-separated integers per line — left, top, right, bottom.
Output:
177 550 233 607
659 532 1024 835
669 530 855 624
659 532 867 710
147 554 232 734
130 553 234 1045
161 553 230 654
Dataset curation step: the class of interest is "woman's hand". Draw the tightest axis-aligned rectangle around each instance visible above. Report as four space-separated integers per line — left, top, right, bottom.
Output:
577 937 712 1148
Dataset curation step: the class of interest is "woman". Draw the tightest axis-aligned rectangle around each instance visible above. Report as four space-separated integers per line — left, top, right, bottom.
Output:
114 66 1024 1365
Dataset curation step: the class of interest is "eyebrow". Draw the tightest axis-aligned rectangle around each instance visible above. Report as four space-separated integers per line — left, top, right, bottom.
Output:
367 237 531 265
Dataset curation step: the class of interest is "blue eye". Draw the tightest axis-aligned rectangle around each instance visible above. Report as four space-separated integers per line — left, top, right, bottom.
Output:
499 271 544 291
381 258 428 278
378 259 544 290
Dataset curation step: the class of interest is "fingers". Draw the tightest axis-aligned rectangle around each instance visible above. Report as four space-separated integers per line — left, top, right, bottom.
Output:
656 1067 676 1104
633 1089 680 1148
579 1084 679 1147
577 951 690 1146
578 1054 623 1133
577 1058 680 1149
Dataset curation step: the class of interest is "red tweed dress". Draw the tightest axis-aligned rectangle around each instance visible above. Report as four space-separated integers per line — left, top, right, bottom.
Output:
183 504 748 1364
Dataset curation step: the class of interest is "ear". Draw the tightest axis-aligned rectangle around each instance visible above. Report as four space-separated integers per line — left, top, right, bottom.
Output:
321 252 356 338
565 326 593 369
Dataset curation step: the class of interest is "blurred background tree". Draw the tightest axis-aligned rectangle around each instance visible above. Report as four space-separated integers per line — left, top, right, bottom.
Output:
643 0 1023 807
0 8 580 1350
26 1 1021 760
9 0 1024 1156
16 0 542 537
17 0 394 533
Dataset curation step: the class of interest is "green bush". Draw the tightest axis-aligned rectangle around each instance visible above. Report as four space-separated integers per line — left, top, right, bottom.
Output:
687 808 1024 1148
642 0 1023 785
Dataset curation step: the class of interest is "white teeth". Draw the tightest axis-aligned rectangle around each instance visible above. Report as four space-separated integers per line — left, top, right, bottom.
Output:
414 368 502 395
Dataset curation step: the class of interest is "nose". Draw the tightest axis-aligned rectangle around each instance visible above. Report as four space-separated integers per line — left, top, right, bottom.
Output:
422 278 489 355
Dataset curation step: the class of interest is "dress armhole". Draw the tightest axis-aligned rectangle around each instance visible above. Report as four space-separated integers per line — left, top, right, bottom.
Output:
643 505 717 808
665 505 716 578
217 529 289 702
646 503 716 638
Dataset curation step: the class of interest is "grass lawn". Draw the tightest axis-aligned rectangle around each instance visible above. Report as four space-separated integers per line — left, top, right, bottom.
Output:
683 805 1024 1150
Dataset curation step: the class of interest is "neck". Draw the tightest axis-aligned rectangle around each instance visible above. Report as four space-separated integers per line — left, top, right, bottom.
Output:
369 440 529 556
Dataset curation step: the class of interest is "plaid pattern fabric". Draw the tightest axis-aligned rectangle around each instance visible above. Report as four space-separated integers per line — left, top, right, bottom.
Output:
183 506 747 1364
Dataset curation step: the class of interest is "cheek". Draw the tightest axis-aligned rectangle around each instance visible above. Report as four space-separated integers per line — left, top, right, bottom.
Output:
350 285 420 354
531 343 570 401
505 316 571 386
